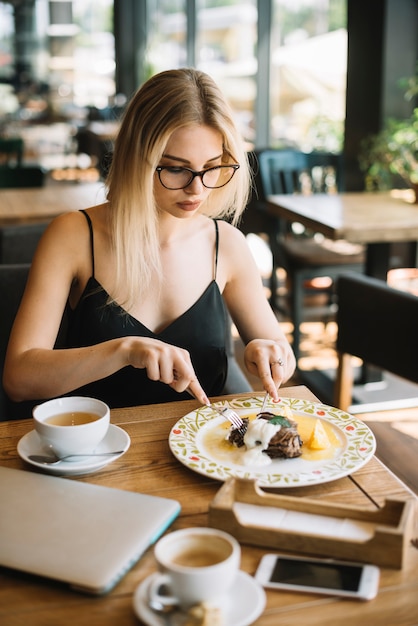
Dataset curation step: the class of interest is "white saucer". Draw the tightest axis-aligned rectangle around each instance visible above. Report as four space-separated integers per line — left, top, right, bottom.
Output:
132 570 266 626
17 424 130 476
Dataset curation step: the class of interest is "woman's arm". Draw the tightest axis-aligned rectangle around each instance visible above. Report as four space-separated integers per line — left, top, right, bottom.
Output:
218 222 296 400
3 212 209 405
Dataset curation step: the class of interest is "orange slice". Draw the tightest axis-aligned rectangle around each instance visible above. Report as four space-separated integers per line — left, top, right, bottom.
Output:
307 419 330 450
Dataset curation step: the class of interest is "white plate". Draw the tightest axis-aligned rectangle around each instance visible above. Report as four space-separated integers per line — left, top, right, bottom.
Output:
169 395 376 488
17 424 130 476
132 570 266 626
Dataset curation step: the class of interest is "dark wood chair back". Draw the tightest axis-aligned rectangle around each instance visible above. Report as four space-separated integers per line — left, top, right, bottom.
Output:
0 165 46 188
0 264 70 420
241 148 364 360
0 264 37 420
0 137 24 167
257 149 308 196
0 222 48 264
334 273 418 411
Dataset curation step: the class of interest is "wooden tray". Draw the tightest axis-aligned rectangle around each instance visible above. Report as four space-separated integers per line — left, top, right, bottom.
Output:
209 478 416 569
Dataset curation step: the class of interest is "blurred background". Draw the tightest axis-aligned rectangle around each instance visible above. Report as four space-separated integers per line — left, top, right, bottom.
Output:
0 0 416 189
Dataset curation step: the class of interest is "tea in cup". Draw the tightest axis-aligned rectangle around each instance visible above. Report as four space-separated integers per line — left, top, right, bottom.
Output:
149 527 240 611
33 396 110 459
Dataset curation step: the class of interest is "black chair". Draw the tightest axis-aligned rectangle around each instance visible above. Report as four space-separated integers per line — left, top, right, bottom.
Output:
76 128 112 180
0 137 24 167
0 264 38 420
222 309 252 395
0 165 46 188
242 149 365 360
0 222 48 264
334 273 418 412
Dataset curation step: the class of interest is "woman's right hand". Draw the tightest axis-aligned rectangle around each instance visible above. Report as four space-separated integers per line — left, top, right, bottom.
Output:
124 336 209 405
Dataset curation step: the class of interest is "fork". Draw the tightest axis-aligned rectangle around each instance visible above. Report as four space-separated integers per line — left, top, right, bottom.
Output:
209 404 244 431
186 387 245 432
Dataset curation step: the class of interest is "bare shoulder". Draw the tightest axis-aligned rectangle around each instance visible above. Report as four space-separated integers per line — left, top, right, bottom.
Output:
32 209 97 276
40 206 107 252
216 219 248 248
216 219 252 261
43 209 89 238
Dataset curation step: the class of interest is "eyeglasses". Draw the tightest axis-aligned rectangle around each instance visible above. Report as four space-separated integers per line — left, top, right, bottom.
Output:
155 164 240 190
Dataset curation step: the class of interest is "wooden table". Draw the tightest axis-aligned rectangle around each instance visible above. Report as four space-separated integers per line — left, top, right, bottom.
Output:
0 181 106 226
0 386 417 626
267 190 418 397
267 190 418 279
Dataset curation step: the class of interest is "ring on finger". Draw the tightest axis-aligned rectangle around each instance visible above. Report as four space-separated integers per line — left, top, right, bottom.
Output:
270 358 284 367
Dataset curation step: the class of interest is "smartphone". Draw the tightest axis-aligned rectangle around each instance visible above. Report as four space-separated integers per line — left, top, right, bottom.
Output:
254 553 380 601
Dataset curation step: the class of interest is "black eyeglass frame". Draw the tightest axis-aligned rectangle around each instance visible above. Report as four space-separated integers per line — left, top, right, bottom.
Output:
155 164 240 190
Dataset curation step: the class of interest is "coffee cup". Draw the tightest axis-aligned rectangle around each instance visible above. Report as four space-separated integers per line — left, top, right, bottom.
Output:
149 527 240 611
33 396 110 459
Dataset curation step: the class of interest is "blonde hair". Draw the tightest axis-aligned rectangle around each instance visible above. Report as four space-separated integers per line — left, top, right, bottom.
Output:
105 68 251 309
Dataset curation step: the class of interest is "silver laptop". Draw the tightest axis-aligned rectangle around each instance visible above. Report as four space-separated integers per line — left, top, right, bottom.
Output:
0 466 180 594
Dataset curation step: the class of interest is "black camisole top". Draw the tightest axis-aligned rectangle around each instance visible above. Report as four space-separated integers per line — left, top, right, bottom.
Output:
64 211 228 408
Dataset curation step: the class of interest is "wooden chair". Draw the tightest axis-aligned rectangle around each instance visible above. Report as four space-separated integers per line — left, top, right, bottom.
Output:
0 222 48 264
242 149 365 360
334 273 418 412
0 165 46 188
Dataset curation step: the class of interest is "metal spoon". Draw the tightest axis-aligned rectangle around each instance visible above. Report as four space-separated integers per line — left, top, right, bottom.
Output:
148 584 178 626
28 450 125 465
148 596 178 625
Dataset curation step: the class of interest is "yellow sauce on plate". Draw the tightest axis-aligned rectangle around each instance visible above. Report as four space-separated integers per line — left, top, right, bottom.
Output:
203 412 343 467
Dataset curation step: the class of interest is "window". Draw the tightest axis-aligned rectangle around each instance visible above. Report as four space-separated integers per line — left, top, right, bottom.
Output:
1 0 346 151
147 0 187 75
270 0 346 151
196 0 257 146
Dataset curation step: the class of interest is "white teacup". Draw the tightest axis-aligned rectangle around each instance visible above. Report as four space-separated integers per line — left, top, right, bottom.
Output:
150 527 241 611
33 396 110 459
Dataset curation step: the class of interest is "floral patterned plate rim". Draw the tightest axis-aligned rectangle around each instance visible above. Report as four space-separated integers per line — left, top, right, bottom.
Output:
168 395 376 488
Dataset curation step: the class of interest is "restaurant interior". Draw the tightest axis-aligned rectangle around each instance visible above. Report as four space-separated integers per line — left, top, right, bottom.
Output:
0 2 417 625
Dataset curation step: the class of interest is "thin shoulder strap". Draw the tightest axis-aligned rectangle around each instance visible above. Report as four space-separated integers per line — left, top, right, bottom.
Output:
80 209 95 277
213 219 219 280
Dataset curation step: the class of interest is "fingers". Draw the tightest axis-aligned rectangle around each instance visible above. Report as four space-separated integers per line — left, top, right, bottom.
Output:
171 364 209 405
130 338 209 404
183 380 210 406
244 340 289 402
259 360 285 401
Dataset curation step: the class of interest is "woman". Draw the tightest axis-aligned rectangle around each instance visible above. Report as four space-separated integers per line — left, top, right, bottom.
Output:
4 69 295 409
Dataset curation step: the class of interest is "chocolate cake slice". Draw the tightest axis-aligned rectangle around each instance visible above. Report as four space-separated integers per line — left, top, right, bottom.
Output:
228 411 302 459
257 411 303 458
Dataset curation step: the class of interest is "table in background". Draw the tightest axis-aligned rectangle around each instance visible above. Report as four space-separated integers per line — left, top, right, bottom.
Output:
267 190 418 279
267 190 418 407
0 386 416 626
0 181 106 226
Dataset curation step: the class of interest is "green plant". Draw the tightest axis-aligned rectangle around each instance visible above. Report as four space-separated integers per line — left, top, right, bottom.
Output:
359 65 418 191
359 107 418 191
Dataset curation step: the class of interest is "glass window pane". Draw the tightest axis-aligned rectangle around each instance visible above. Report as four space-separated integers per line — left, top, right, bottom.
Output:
71 0 115 111
0 2 14 81
147 0 187 75
196 0 257 147
1 0 115 118
271 0 347 151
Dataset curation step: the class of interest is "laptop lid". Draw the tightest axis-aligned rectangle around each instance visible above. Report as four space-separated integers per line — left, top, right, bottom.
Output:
0 466 181 595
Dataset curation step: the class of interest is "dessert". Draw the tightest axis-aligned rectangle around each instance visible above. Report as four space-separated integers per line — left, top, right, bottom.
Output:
228 406 303 464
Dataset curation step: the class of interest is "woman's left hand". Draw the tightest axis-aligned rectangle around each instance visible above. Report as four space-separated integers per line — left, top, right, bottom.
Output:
243 339 296 401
